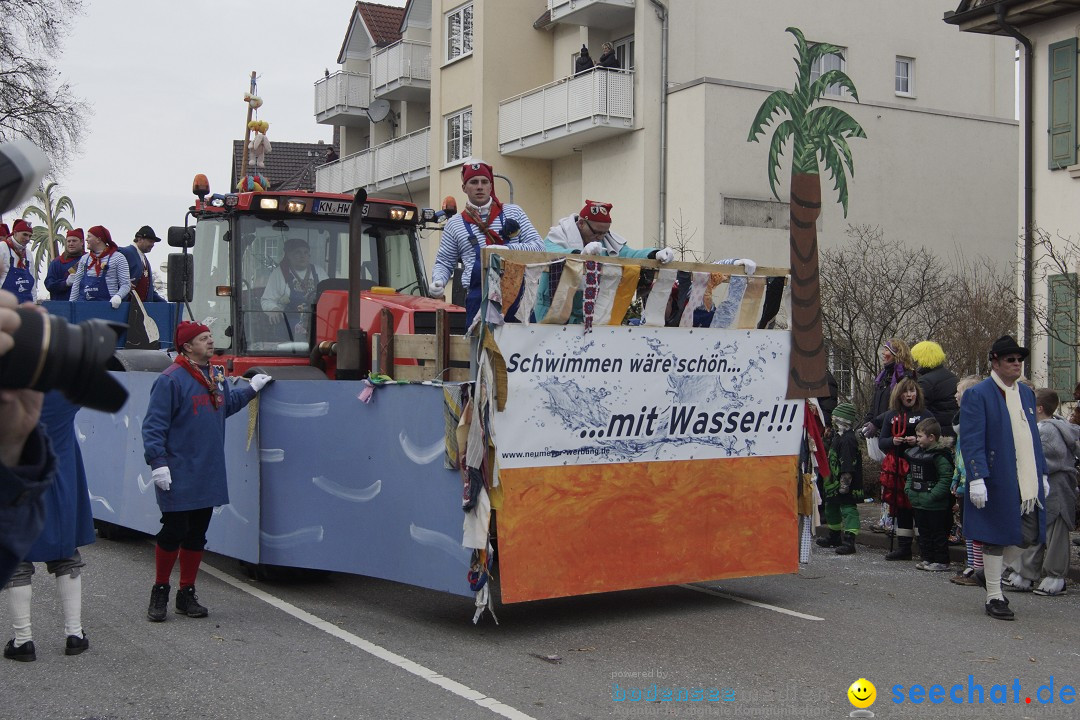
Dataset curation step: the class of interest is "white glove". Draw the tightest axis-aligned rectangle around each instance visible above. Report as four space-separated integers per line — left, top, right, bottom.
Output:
733 258 757 276
250 373 273 392
152 467 172 492
654 248 675 264
1043 475 1050 496
429 280 445 298
110 294 122 309
582 241 604 255
968 478 987 509
65 274 75 286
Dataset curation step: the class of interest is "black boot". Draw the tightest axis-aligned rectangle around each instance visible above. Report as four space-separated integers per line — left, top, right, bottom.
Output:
147 583 170 623
885 535 913 561
816 529 842 548
835 533 857 555
175 586 209 618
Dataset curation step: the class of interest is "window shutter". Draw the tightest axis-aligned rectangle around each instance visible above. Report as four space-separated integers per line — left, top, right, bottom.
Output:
1047 273 1078 397
1048 38 1077 170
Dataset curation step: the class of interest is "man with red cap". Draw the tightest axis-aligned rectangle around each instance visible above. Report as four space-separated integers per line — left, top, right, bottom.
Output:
68 225 131 308
118 225 166 303
141 321 272 621
0 219 36 303
534 200 674 322
429 160 543 325
43 229 86 301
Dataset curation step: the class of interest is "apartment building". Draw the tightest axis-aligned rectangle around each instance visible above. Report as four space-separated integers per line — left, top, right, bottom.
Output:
315 1 1017 279
947 0 1080 396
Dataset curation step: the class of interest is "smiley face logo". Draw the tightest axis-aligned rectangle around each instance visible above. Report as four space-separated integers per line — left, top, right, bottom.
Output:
848 678 876 709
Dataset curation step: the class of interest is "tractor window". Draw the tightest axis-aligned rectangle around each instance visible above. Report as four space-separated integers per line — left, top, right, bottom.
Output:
237 216 347 354
188 218 232 350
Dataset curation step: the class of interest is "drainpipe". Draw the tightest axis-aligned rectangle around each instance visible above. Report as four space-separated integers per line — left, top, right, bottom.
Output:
649 0 668 247
994 4 1034 359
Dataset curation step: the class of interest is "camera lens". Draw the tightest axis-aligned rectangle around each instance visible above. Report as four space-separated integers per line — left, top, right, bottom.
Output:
0 307 129 413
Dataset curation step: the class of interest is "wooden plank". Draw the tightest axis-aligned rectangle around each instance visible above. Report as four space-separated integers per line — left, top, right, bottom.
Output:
449 336 471 363
394 365 432 382
447 367 470 382
378 308 395 378
394 334 437 360
435 309 450 378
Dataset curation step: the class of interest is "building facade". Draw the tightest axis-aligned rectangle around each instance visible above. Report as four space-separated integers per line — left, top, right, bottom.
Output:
317 0 1018 299
947 0 1079 397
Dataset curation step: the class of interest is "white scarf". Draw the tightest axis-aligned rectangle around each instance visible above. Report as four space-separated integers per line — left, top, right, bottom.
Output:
466 198 493 222
990 370 1039 513
544 214 630 255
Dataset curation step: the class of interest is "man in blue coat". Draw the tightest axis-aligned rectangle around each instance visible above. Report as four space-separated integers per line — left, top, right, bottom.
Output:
118 225 166 303
959 335 1048 621
43 229 86 301
141 321 271 621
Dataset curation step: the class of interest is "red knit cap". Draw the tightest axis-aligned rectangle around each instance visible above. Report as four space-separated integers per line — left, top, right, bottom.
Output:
461 161 493 184
0 223 8 237
11 219 32 234
66 228 84 241
580 200 613 224
87 225 116 249
175 321 211 350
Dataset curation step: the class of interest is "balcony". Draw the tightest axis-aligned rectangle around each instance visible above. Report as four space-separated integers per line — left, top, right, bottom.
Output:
372 40 432 102
315 127 430 196
548 0 634 29
498 69 634 159
314 71 371 127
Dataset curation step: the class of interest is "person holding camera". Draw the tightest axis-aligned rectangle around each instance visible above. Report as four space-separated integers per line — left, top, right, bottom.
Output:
4 392 95 662
43 229 85 301
68 226 130 308
1 220 36 304
141 321 272 621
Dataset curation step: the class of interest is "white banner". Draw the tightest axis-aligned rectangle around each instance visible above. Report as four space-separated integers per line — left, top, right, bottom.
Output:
491 324 804 469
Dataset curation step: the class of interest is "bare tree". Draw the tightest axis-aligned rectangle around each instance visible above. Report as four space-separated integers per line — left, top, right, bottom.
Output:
0 0 87 172
820 225 1014 412
668 209 707 263
1028 227 1080 346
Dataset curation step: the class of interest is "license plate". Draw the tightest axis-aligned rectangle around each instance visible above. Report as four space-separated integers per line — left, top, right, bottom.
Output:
314 200 352 216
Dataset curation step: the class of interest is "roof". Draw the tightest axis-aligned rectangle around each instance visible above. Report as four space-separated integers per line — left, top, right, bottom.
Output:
336 2 406 64
231 139 339 193
358 1 406 46
945 0 1080 34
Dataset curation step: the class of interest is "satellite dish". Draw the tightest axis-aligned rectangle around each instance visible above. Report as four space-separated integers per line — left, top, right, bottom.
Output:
367 99 391 123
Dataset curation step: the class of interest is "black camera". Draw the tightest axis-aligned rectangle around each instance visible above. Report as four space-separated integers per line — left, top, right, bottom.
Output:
0 307 128 413
0 139 129 413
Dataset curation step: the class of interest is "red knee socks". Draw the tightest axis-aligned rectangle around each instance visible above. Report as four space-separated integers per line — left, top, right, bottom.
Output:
178 549 204 589
155 546 179 585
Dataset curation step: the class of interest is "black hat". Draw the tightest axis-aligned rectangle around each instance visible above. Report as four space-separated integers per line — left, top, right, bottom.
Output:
134 225 160 242
988 335 1028 360
581 44 589 54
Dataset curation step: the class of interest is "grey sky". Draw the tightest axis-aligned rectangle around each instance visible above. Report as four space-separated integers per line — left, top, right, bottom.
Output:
53 0 405 272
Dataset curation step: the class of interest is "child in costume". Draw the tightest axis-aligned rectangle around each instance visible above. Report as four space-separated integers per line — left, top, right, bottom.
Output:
816 402 862 555
905 418 955 571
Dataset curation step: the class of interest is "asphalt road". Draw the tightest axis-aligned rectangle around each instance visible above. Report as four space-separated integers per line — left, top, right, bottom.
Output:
3 534 1078 720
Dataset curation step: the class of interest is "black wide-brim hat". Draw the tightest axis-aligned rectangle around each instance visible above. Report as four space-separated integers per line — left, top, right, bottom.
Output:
989 335 1028 360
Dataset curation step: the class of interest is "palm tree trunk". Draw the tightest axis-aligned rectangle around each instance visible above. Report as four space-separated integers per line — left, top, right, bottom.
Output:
787 172 828 398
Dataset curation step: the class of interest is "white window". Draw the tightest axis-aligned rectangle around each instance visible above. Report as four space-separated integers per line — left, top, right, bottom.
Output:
895 56 915 96
445 4 473 63
445 108 472 164
614 35 634 71
810 45 847 97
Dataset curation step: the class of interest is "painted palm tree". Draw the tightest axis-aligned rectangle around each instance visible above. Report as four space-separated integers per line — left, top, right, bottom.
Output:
22 182 75 285
748 27 865 398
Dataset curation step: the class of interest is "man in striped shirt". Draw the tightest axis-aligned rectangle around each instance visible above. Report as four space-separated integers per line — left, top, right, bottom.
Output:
428 160 543 326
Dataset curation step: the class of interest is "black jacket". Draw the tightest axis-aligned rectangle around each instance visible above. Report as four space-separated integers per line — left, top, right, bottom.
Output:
863 363 916 428
574 53 593 75
597 50 620 69
917 365 959 436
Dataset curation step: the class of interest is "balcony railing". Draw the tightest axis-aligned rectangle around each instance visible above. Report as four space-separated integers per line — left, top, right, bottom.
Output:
548 0 635 28
372 40 432 101
315 127 430 194
498 69 633 158
314 71 371 126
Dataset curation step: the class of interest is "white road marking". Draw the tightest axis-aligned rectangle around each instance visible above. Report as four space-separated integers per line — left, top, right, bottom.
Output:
679 583 824 621
198 562 537 720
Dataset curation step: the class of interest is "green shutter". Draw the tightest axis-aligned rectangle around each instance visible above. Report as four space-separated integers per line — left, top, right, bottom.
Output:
1047 273 1078 397
1048 38 1077 170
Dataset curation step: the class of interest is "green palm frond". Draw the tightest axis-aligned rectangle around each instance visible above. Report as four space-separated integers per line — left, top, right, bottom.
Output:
21 204 50 224
765 119 795 199
747 89 799 143
807 69 860 104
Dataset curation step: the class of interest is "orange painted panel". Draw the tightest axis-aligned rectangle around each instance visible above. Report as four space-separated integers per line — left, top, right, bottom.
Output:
497 455 798 603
